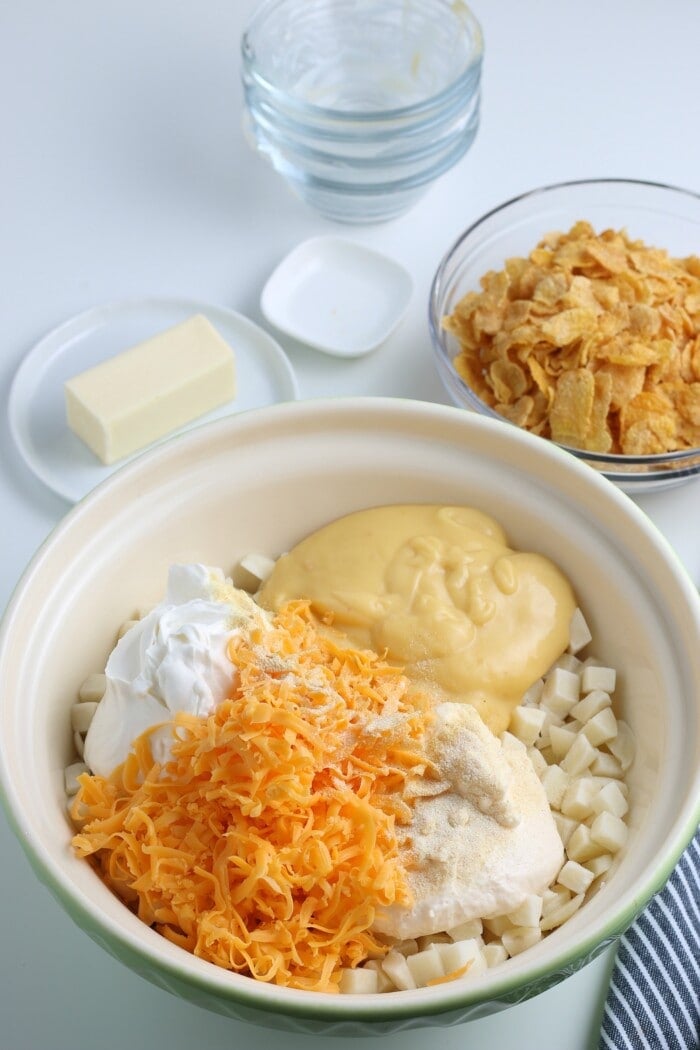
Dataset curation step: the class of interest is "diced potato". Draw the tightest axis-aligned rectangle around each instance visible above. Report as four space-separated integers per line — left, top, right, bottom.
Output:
552 811 578 847
417 932 452 951
585 854 614 880
509 705 547 746
568 608 592 654
590 812 629 853
540 893 585 932
64 761 90 796
600 775 628 796
232 553 277 593
607 721 635 770
483 914 515 937
560 777 599 821
381 951 417 991
549 725 577 761
502 926 542 956
461 949 487 977
390 938 418 957
520 678 544 705
507 894 543 927
570 689 611 724
581 707 618 747
541 709 565 733
581 664 616 694
540 764 570 809
589 775 627 795
70 701 99 733
361 960 395 993
557 860 595 895
526 745 548 777
482 943 509 969
436 938 482 976
78 672 107 702
590 750 624 779
552 652 583 674
541 667 580 717
561 734 597 776
406 947 445 987
534 717 554 752
566 824 604 863
542 886 571 917
446 918 483 942
339 967 379 994
591 781 629 819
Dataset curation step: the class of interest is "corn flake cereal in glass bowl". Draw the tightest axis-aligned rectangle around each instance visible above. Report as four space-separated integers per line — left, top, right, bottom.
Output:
429 179 700 492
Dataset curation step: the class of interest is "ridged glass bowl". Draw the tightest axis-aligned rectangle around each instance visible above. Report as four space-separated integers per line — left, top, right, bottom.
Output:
1 398 699 1034
429 179 700 493
241 0 483 223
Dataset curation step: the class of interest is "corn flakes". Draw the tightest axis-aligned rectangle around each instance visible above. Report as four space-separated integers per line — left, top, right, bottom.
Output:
444 221 700 455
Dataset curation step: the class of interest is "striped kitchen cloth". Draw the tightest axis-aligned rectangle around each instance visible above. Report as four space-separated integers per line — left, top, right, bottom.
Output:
599 825 700 1049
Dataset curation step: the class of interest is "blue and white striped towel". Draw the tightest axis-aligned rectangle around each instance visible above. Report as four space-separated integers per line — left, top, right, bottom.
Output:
600 826 700 1049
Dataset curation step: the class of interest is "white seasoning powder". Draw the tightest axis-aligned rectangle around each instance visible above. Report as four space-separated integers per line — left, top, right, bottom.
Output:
372 703 563 940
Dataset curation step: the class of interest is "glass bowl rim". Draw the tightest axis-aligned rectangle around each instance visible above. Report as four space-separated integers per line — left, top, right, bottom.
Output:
241 0 483 124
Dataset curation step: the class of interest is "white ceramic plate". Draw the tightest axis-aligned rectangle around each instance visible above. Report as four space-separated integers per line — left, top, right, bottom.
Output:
8 297 299 503
260 236 413 357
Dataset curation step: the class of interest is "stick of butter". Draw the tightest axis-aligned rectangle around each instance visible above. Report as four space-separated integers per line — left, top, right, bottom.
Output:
64 314 236 464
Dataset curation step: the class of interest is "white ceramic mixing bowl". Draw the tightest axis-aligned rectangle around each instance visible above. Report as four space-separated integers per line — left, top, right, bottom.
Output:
1 398 698 1035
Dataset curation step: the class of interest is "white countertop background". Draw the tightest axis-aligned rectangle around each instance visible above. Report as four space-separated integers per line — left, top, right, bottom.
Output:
1 2 699 1048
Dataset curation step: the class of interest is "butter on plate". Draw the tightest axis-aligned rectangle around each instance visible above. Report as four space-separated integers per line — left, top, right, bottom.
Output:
64 314 236 464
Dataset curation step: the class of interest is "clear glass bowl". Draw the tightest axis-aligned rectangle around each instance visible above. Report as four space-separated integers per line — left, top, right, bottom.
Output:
241 0 483 223
429 179 700 493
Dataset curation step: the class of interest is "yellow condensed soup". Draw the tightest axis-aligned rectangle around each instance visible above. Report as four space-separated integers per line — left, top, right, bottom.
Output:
258 505 576 735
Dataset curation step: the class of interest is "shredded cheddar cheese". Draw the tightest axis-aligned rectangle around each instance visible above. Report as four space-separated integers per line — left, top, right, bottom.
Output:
71 601 431 992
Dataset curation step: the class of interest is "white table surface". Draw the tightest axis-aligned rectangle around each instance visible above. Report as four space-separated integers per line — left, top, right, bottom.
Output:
1 2 699 1048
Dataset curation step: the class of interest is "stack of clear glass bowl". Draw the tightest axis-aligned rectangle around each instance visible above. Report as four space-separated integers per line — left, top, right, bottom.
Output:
241 0 483 224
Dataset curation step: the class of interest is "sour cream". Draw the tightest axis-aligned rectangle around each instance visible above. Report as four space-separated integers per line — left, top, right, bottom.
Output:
83 564 267 777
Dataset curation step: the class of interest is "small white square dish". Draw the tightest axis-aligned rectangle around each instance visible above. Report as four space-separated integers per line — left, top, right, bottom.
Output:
260 236 413 357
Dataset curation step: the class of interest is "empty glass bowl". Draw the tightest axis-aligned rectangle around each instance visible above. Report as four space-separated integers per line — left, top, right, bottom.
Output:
241 0 483 223
429 179 700 494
